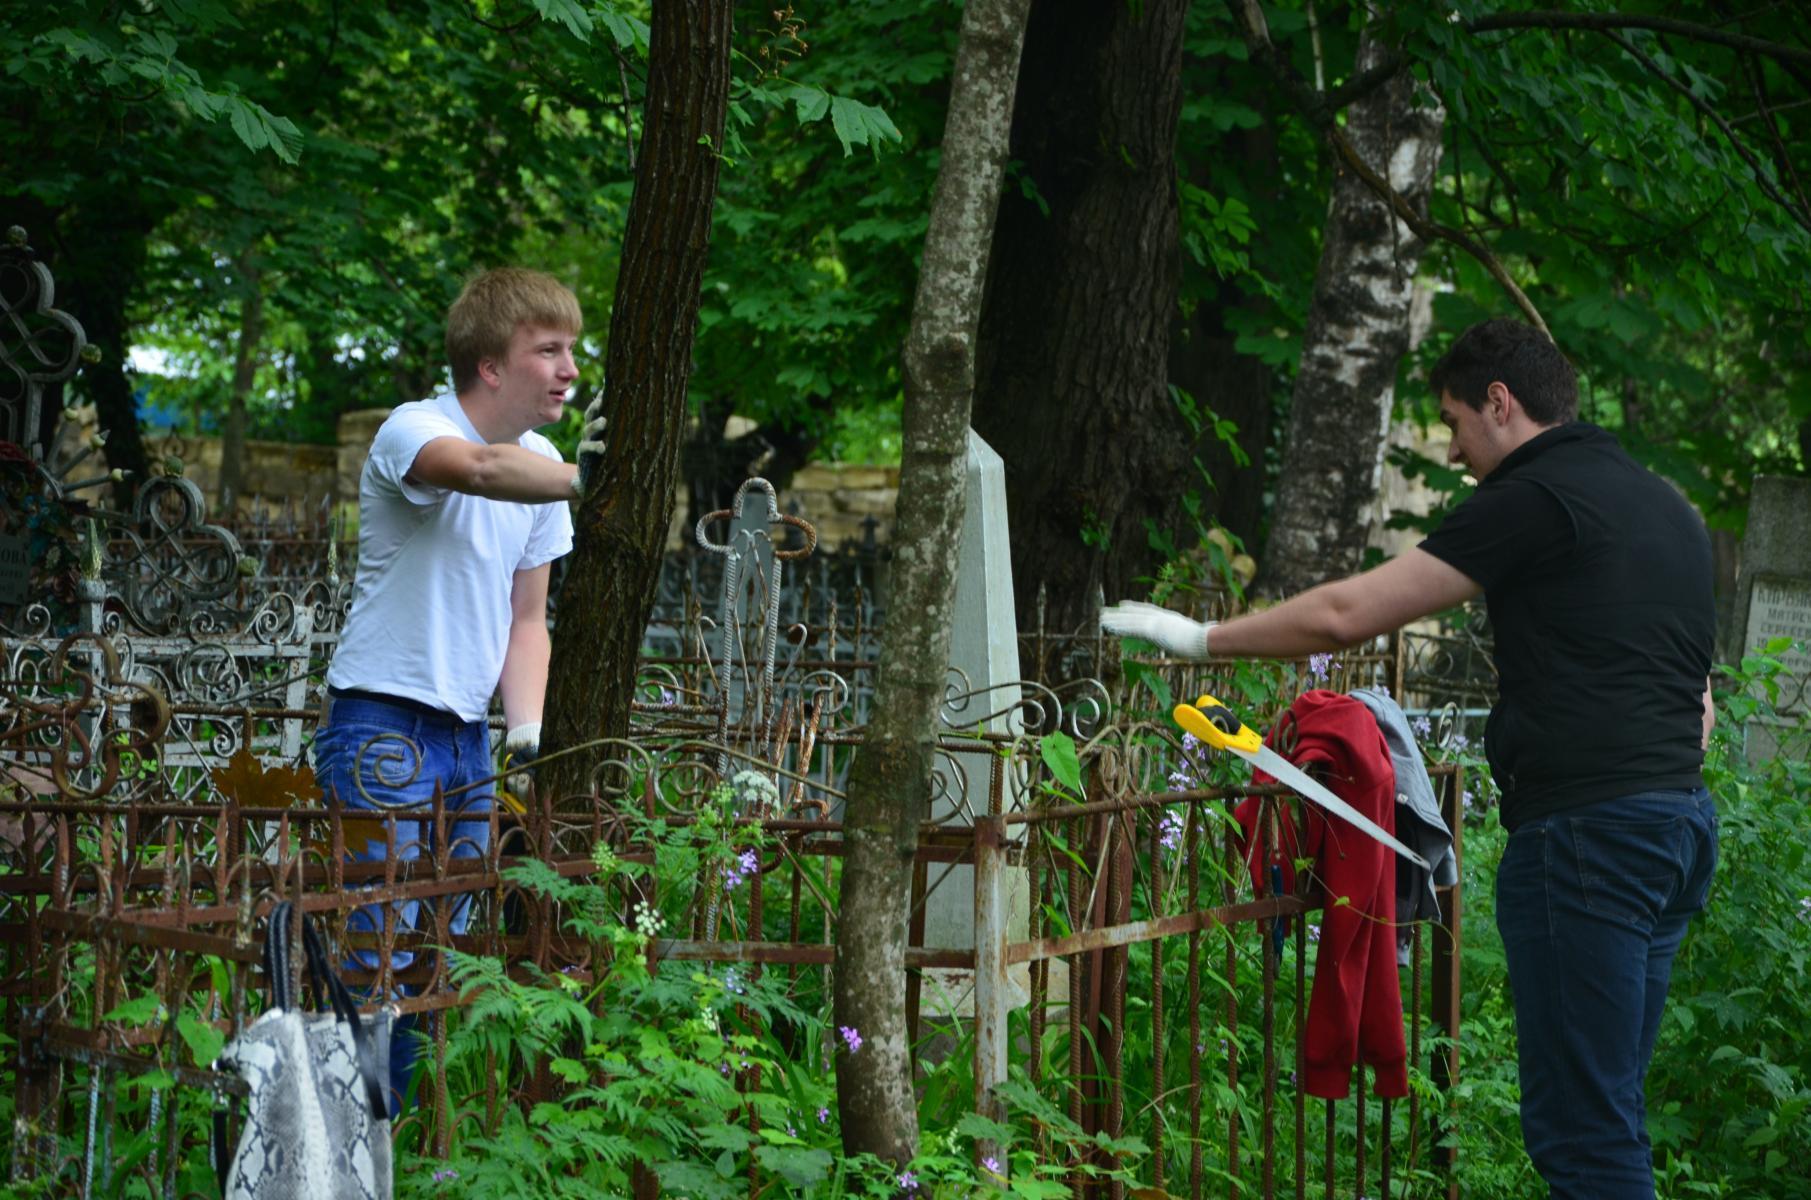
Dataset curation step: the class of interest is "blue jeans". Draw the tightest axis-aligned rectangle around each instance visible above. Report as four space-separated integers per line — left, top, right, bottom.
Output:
313 692 496 1113
1496 788 1718 1200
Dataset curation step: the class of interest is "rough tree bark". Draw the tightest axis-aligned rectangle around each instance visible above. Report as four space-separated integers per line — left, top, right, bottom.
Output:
1253 31 1444 598
971 0 1192 640
541 0 733 793
832 0 1031 1165
218 258 263 512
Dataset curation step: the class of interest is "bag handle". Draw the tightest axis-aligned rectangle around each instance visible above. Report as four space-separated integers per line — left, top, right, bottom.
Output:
262 901 390 1122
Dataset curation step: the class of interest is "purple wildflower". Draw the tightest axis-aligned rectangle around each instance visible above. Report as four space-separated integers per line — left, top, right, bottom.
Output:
1308 653 1334 681
898 1171 919 1191
1158 809 1186 854
1411 716 1432 739
839 1025 863 1053
432 1167 460 1183
982 1156 1002 1175
817 1105 831 1124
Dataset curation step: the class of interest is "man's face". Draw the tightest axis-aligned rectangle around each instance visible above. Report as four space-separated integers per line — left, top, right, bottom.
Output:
1439 388 1507 481
488 322 579 431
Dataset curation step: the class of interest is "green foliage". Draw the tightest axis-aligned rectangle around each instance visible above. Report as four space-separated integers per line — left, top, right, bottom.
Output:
399 786 1147 1197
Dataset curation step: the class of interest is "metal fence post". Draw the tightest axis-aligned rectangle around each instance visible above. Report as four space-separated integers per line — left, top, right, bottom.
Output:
974 812 1010 1168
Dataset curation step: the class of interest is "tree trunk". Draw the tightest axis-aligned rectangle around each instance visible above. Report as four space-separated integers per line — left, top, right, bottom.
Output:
541 0 733 793
1254 33 1444 599
971 0 1191 641
47 205 155 504
218 259 264 513
833 0 1031 1166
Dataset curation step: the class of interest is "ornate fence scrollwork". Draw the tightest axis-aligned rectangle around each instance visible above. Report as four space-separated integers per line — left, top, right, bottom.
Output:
0 226 89 460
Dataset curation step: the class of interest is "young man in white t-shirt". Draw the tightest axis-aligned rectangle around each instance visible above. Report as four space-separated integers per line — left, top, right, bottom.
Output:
314 267 603 1112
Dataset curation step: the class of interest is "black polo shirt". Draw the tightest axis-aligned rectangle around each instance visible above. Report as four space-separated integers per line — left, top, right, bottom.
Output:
1419 423 1714 829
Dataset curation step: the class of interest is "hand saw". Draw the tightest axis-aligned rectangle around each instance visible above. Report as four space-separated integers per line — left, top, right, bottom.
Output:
1173 693 1428 870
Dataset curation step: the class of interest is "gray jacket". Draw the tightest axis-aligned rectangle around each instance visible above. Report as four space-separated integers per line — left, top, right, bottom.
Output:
1350 688 1458 959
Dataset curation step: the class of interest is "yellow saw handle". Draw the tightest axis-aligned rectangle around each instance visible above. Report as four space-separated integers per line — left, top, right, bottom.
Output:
1173 693 1264 754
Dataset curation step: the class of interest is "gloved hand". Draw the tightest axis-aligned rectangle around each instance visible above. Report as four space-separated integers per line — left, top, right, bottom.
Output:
502 721 541 794
1099 600 1217 659
503 722 541 766
571 393 608 498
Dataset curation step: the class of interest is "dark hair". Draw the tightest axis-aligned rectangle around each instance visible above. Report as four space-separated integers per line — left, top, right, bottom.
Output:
1429 319 1577 425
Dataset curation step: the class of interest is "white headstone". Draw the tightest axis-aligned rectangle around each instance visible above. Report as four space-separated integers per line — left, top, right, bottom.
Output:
921 430 1031 1017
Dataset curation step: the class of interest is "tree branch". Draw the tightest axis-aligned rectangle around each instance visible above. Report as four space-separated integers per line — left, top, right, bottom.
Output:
1325 124 1550 338
1321 48 1407 112
1603 30 1811 236
1743 53 1811 225
1224 0 1550 335
1466 11 1811 70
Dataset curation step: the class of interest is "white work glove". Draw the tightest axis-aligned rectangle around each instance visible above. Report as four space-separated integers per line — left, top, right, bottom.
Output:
1099 600 1216 660
571 393 608 498
503 722 541 797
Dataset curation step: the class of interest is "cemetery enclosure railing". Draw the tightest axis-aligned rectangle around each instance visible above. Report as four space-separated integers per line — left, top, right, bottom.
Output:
2 669 1471 1200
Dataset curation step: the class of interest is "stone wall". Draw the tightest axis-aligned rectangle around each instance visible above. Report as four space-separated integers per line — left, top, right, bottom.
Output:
781 463 899 550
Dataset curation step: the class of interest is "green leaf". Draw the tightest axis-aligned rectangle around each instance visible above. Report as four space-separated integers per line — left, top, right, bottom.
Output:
695 1123 756 1152
1742 1124 1780 1149
827 94 902 157
752 1145 833 1188
103 994 164 1025
175 1012 226 1067
129 1068 176 1093
598 10 648 49
1010 1176 1073 1200
1121 659 1174 712
530 0 593 42
1039 731 1084 796
784 84 830 125
954 1111 1016 1143
227 97 266 152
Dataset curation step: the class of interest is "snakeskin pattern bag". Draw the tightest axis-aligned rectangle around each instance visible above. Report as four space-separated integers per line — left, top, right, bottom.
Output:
217 902 393 1200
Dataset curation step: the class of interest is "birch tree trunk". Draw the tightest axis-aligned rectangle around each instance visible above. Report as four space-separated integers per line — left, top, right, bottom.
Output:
1255 32 1444 599
832 0 1031 1165
541 0 732 793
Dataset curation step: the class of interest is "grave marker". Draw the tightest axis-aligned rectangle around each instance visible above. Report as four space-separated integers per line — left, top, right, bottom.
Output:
1729 476 1811 755
922 430 1031 1019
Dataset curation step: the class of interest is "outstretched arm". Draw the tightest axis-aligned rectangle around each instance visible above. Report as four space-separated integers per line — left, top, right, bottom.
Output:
1214 549 1482 657
409 437 578 503
1102 548 1482 660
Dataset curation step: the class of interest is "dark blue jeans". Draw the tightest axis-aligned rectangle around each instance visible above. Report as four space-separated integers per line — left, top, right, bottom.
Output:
1496 787 1718 1200
313 692 496 1114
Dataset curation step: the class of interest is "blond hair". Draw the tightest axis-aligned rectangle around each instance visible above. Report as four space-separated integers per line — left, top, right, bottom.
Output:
445 268 583 393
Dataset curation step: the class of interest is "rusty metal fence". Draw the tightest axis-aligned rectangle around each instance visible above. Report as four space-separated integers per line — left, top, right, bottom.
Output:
4 227 1485 1197
1 620 1472 1199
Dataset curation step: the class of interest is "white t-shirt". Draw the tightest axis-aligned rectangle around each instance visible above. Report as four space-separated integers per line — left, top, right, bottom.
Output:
326 394 574 720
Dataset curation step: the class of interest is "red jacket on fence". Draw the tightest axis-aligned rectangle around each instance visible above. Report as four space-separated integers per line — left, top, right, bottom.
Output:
1233 689 1408 1099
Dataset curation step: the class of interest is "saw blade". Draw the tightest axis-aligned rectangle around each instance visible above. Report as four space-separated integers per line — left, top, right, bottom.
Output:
1234 742 1429 870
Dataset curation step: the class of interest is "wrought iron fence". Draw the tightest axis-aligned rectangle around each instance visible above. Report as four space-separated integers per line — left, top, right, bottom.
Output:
2 228 1487 1198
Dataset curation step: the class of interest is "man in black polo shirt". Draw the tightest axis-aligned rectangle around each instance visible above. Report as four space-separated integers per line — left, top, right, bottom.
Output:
1101 318 1718 1200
